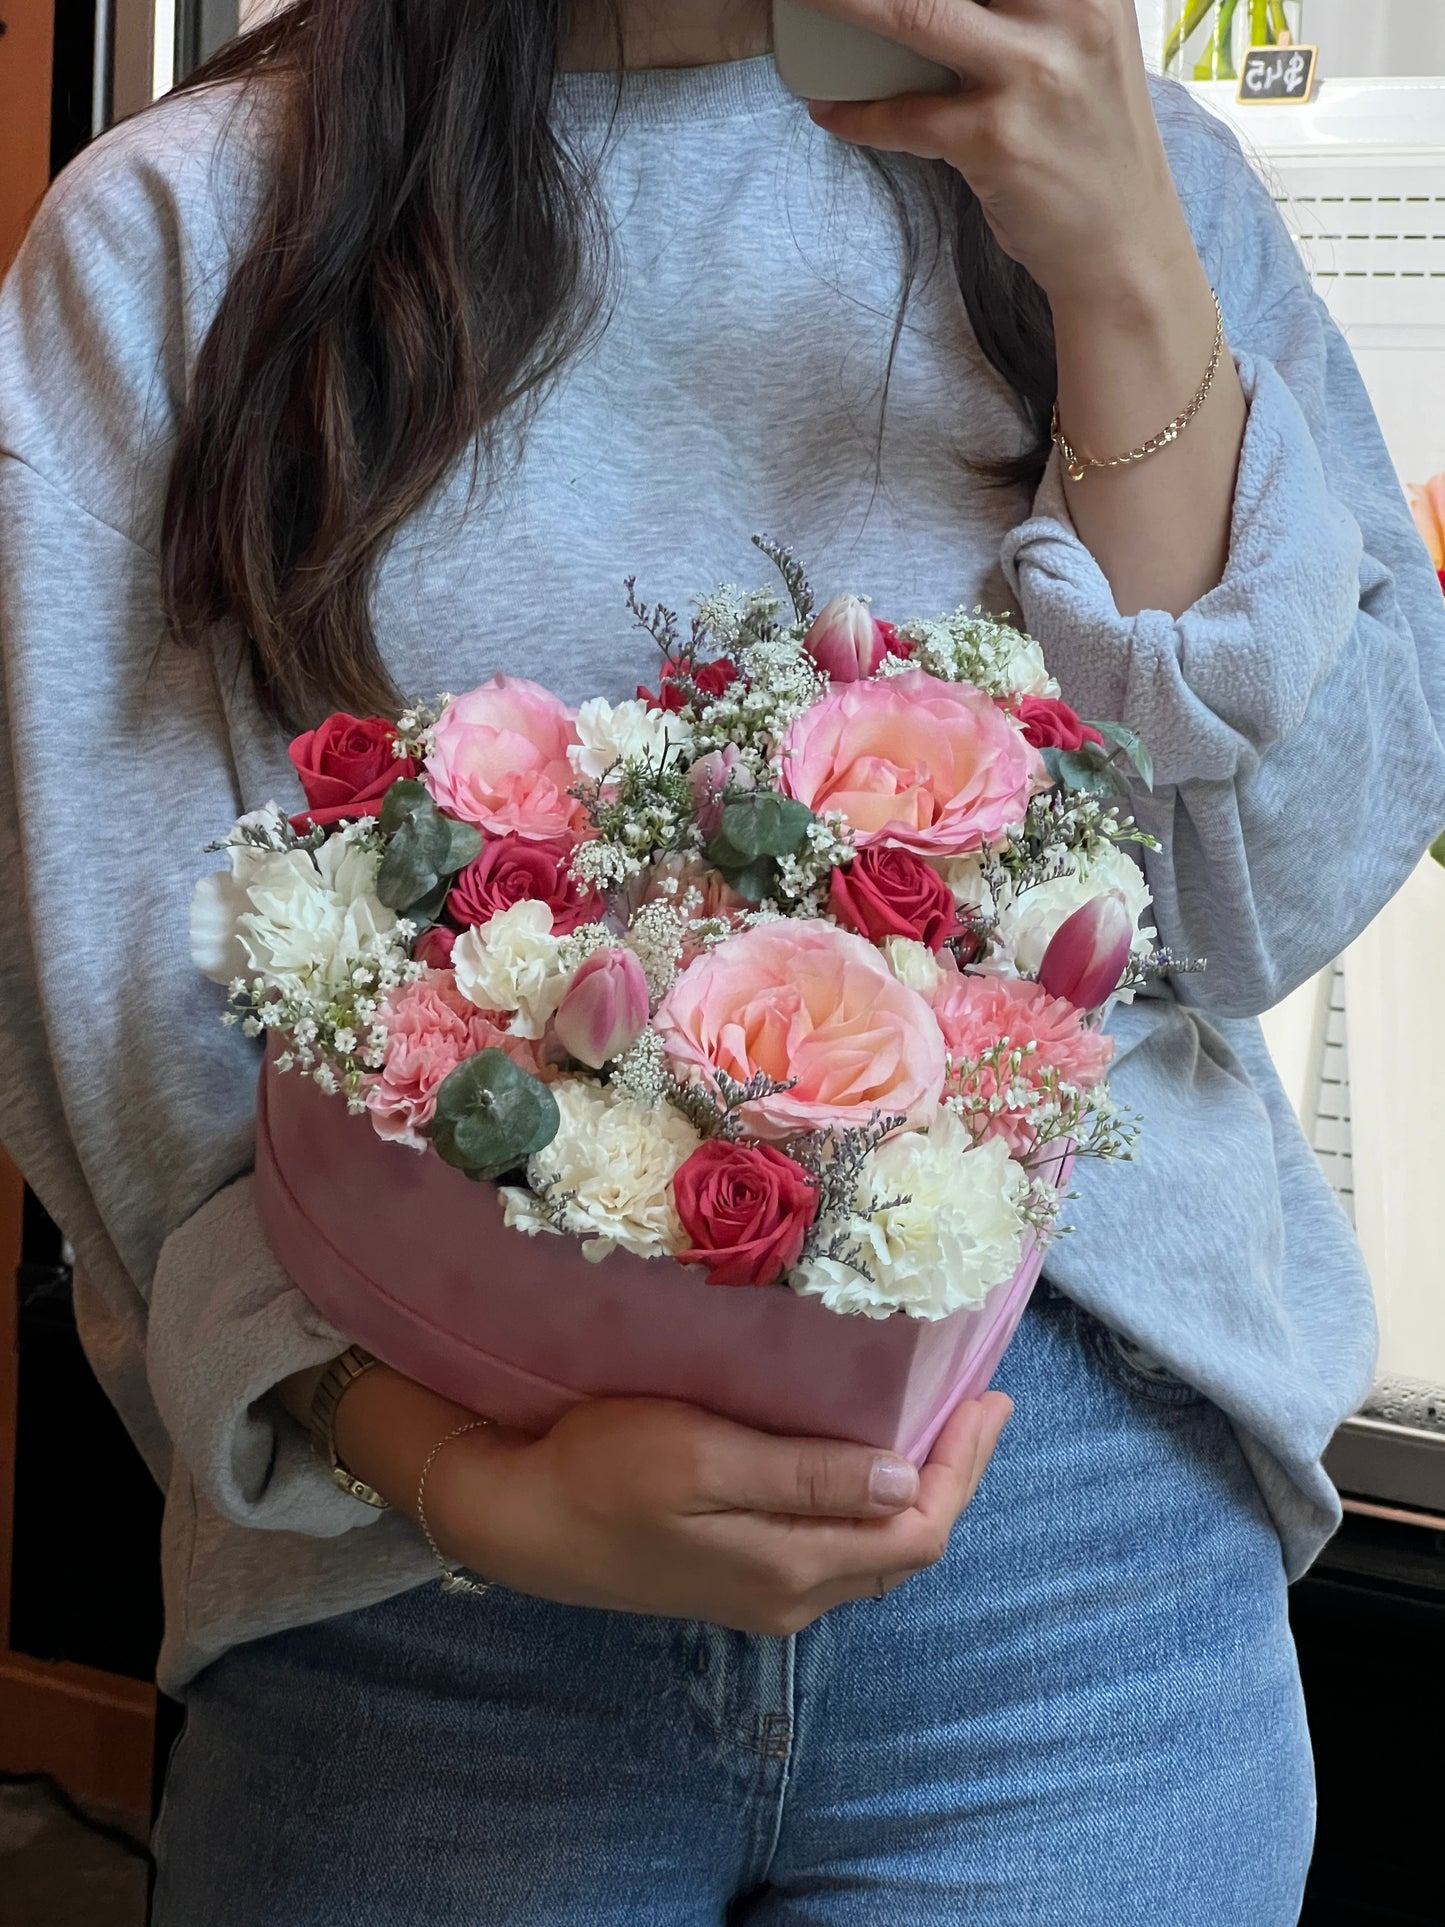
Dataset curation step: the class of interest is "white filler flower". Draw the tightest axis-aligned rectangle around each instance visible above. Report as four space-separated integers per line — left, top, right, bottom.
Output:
568 697 690 782
452 900 572 1038
989 841 1155 981
502 1082 701 1261
191 833 396 996
792 1113 1029 1321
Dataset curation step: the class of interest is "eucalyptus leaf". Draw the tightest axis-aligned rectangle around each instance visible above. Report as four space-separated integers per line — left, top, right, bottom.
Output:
379 779 430 834
375 785 483 913
1056 750 1116 796
429 1049 561 1182
1431 828 1445 869
715 792 816 863
1088 720 1154 792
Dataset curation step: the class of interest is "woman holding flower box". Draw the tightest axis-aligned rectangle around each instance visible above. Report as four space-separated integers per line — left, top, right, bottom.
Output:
2 0 1444 1920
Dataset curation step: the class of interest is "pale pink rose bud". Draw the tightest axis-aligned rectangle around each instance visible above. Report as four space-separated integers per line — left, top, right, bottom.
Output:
803 594 888 683
1037 890 1134 1011
553 947 649 1069
688 746 756 838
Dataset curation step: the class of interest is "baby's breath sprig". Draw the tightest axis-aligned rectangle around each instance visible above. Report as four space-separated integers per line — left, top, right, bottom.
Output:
393 697 448 763
886 606 1057 701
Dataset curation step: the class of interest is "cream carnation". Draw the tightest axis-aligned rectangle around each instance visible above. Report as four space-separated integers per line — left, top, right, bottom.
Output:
791 1114 1028 1321
568 697 689 782
452 900 572 1038
989 842 1155 983
501 1082 701 1260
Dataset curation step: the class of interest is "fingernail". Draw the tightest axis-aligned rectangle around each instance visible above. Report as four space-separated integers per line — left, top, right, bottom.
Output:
869 1459 918 1507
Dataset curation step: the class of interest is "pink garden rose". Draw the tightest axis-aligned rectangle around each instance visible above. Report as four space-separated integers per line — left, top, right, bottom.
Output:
654 919 945 1141
928 972 1114 1157
423 676 584 841
365 970 538 1150
778 669 1043 857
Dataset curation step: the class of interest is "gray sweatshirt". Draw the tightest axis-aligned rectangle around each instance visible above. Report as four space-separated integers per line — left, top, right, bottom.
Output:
3 54 1443 1696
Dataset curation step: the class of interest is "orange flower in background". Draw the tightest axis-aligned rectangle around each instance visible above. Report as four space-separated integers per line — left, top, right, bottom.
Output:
1409 474 1445 590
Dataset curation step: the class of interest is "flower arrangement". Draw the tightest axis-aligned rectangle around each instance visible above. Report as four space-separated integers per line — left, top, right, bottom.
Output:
194 539 1167 1330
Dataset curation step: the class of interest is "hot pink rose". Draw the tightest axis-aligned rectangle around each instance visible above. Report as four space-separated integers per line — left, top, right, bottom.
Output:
672 1141 819 1288
447 835 603 935
365 971 538 1150
929 973 1114 1157
828 846 960 953
778 669 1043 857
288 714 417 830
654 919 945 1141
1013 695 1105 754
423 676 584 841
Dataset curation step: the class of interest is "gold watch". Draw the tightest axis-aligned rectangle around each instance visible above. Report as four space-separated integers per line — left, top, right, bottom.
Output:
309 1345 391 1509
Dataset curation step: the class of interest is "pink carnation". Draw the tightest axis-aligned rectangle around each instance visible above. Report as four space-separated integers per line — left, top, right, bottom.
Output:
928 973 1114 1157
423 676 585 841
777 669 1043 857
365 970 538 1151
654 918 945 1142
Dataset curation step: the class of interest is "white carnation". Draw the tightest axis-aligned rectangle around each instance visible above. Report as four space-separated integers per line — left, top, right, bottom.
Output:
791 1113 1028 1321
519 1081 701 1261
568 697 690 782
989 840 1155 985
452 900 571 1038
191 836 396 995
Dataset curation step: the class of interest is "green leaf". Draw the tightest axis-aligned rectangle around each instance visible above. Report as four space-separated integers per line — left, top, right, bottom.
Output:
1431 829 1445 869
379 779 430 833
1056 750 1116 797
374 786 483 913
428 1049 561 1182
439 816 483 873
714 792 816 864
1088 720 1154 792
723 859 782 905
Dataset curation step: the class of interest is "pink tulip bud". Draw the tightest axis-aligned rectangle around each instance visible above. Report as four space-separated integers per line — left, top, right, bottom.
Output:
803 594 889 683
553 947 649 1069
1037 891 1134 1011
413 925 457 970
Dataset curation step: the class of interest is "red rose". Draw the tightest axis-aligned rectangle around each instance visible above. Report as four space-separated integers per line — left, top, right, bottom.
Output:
1013 696 1105 754
638 657 739 712
828 846 960 953
875 619 913 661
447 835 603 935
288 714 417 829
673 1141 819 1289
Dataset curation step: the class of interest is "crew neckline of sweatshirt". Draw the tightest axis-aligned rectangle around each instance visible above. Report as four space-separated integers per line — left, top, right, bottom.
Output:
552 49 801 127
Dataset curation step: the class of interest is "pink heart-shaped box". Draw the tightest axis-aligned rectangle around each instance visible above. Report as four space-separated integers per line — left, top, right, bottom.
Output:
255 1047 1067 1463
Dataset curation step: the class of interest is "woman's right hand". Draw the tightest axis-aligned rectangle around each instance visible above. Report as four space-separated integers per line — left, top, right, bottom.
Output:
331 1363 1012 1636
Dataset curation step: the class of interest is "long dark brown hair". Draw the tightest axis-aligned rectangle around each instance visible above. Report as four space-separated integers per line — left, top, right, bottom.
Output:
160 0 1056 726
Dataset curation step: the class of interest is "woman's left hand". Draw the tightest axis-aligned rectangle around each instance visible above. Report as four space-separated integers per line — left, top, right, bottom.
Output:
804 0 1198 307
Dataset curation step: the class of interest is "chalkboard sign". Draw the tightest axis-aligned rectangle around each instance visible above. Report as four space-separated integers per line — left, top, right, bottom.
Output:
1236 43 1319 105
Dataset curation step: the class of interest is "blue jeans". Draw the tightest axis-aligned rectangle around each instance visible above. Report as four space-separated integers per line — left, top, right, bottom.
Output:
150 1287 1314 1924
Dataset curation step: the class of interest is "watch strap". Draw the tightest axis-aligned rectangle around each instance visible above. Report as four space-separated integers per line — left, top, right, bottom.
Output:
309 1345 391 1509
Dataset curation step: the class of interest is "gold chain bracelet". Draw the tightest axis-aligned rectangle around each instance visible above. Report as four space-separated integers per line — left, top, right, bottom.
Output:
1050 289 1226 484
416 1416 496 1596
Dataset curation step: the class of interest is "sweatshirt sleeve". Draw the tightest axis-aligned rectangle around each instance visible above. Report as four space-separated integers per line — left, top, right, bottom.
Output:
1002 85 1445 1020
0 108 385 1538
